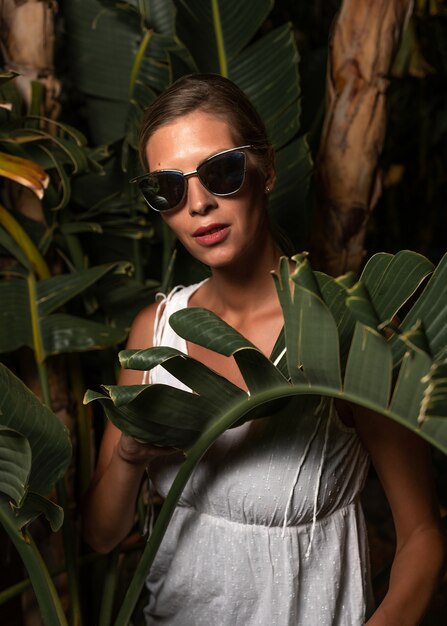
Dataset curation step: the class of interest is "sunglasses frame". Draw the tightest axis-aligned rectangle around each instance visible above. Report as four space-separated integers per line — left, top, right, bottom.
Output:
130 145 253 212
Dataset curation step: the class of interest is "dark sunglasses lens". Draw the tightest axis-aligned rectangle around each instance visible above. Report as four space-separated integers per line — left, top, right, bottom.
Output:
199 151 245 195
138 172 185 211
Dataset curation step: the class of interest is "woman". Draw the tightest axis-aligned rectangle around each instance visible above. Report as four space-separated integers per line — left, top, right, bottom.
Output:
83 74 445 625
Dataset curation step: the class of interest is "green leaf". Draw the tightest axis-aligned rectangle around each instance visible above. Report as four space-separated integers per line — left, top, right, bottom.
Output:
0 428 31 506
0 498 69 626
389 346 432 425
120 346 246 400
398 252 447 358
98 251 447 624
0 363 71 496
344 324 393 408
361 250 434 323
346 281 381 329
146 0 177 35
92 251 447 455
268 137 312 250
11 492 64 532
233 349 288 395
37 263 126 316
315 272 356 365
0 226 33 270
85 385 215 447
228 24 300 148
273 256 341 387
175 0 273 75
168 306 287 393
0 267 127 358
64 0 139 101
41 313 126 356
0 278 32 352
169 306 257 355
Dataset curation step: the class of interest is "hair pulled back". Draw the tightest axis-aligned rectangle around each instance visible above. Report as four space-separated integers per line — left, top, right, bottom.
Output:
139 73 273 175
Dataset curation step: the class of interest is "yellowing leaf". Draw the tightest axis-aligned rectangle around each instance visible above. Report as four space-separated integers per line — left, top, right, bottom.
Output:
0 152 49 199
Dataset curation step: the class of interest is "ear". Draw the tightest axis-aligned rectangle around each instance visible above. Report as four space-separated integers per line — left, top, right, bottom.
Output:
264 147 276 194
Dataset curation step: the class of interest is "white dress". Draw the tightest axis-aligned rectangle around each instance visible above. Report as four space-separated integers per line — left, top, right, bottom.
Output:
144 282 373 626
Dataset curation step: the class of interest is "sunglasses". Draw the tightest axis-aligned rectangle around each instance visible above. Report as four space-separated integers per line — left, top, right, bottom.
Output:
130 145 252 212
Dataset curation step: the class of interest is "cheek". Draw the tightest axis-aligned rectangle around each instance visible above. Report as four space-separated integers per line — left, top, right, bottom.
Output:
241 171 268 221
245 167 266 199
161 212 195 251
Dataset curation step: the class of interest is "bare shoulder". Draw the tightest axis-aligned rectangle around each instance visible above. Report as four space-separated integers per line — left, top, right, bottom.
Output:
118 301 161 385
125 301 160 350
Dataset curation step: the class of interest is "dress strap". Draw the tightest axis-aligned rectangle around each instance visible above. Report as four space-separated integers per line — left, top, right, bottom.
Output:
141 279 209 385
153 286 185 349
140 286 184 385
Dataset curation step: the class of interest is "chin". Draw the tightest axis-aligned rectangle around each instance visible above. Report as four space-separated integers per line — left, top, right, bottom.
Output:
186 244 236 269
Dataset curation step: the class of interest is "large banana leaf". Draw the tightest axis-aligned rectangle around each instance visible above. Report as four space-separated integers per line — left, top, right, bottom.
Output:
63 0 182 143
0 362 71 522
64 0 301 147
0 363 70 625
176 3 299 146
175 0 272 74
88 250 445 450
64 0 310 249
86 249 447 624
0 264 127 359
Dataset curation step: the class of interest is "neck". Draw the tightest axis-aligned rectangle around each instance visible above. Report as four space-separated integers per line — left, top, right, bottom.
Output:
206 233 284 317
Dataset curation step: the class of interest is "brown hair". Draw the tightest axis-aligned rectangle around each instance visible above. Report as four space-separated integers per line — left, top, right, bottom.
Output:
139 73 273 176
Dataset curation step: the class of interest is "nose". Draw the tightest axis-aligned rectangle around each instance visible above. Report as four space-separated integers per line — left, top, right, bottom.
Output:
186 174 217 216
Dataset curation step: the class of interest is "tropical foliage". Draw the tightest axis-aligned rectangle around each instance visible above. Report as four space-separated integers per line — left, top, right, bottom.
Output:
0 362 71 625
1 0 308 622
0 0 446 624
85 249 447 622
63 0 312 255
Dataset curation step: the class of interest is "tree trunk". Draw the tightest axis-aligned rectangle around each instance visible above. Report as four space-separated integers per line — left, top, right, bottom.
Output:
311 0 414 276
0 0 61 224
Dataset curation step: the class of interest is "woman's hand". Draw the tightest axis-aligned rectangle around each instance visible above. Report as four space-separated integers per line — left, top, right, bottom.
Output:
82 425 179 553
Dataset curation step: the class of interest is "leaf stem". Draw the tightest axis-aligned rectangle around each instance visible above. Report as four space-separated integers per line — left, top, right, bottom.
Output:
34 343 83 626
27 272 48 374
0 203 50 279
0 500 69 626
114 385 329 624
114 369 431 624
98 547 121 626
129 29 152 99
211 0 228 76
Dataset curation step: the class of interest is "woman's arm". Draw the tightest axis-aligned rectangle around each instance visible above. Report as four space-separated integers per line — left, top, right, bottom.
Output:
352 406 446 626
82 302 173 553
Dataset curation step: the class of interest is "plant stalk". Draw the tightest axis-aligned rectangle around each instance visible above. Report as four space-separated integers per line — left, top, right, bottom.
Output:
211 0 228 76
0 203 50 279
0 500 69 626
115 384 368 624
98 547 121 626
28 289 83 626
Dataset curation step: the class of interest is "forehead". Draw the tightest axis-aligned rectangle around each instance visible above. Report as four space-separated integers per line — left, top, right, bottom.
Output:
146 110 240 170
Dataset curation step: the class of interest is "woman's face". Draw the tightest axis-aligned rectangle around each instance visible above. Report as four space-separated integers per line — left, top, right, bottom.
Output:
145 110 274 270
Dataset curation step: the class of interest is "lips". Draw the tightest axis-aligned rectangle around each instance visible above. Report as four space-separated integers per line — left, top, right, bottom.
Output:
192 223 230 246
